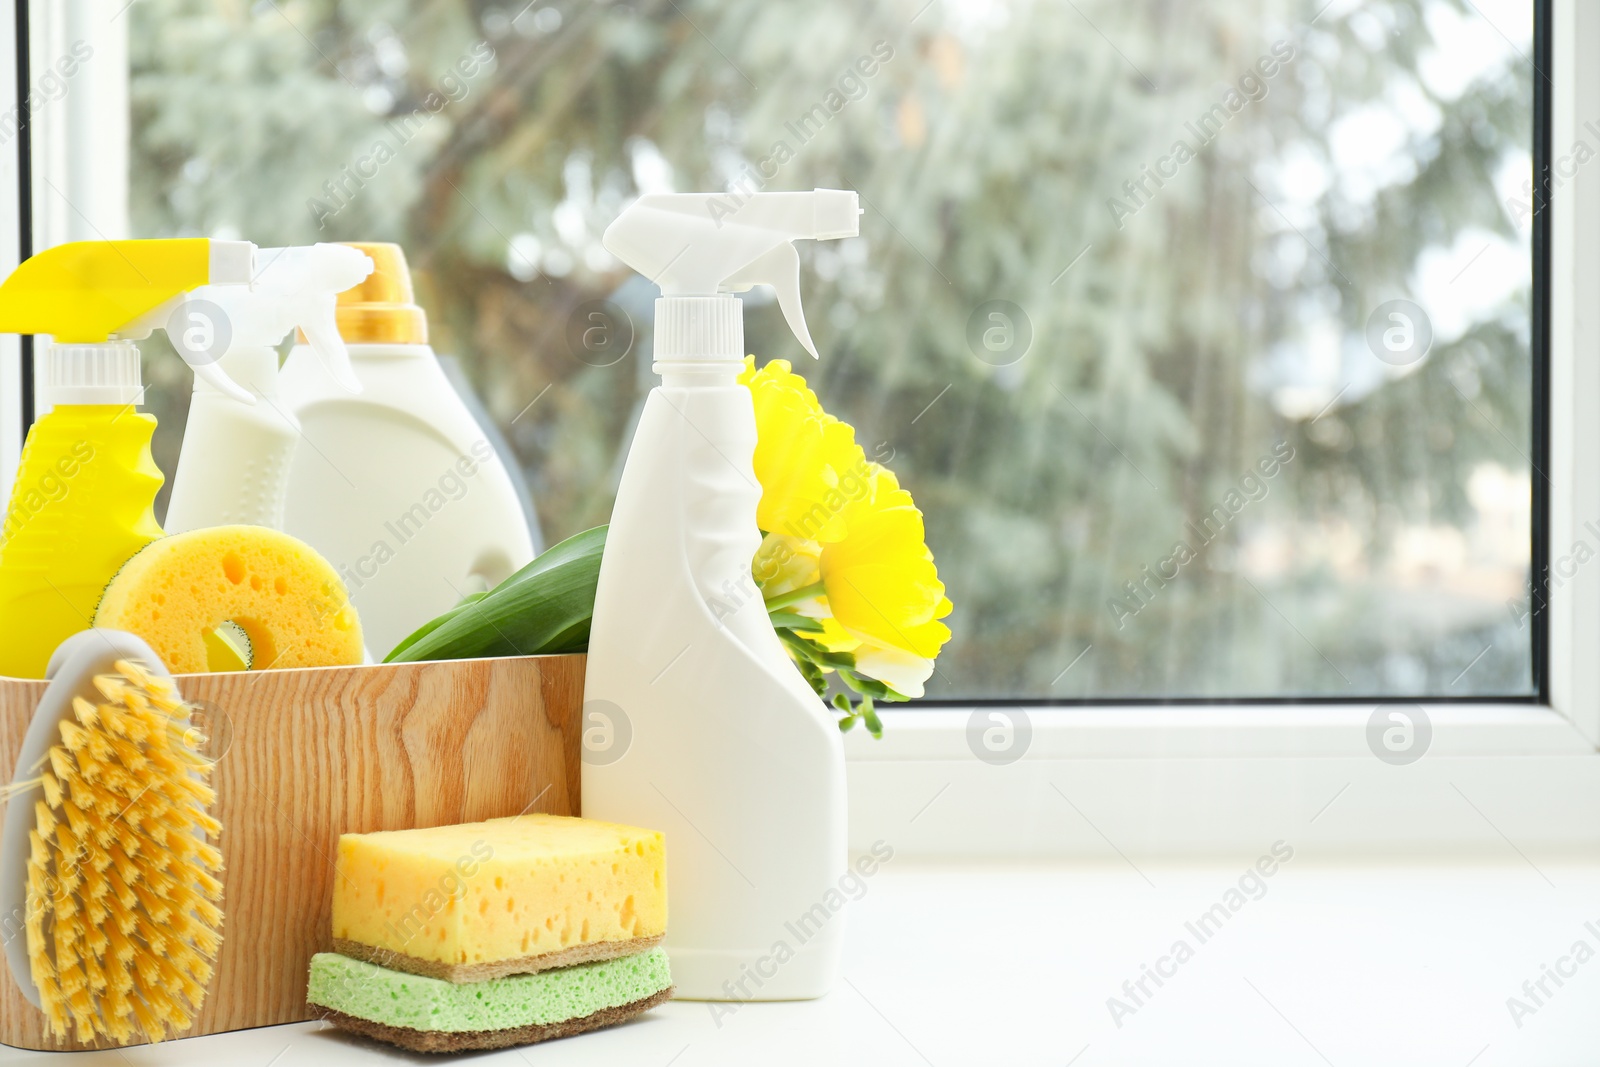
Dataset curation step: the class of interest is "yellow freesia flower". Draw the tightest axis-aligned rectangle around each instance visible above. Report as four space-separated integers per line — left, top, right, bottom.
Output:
819 465 951 660
744 357 953 710
740 357 871 543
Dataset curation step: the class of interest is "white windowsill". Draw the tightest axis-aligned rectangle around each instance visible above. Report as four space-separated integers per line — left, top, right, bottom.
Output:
844 704 1596 760
11 855 1600 1066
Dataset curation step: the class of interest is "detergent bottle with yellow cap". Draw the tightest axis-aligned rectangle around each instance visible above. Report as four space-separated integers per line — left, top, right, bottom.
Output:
0 238 255 678
280 242 535 659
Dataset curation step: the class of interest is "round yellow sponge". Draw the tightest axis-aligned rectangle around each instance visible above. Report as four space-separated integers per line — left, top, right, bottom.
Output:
94 525 363 673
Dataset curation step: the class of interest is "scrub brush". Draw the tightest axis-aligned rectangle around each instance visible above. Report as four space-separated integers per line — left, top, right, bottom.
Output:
0 629 224 1046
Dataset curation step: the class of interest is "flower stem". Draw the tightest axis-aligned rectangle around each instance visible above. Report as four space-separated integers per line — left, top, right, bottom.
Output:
764 581 826 611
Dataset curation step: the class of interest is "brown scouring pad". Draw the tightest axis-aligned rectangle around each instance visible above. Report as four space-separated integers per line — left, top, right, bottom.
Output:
315 986 676 1054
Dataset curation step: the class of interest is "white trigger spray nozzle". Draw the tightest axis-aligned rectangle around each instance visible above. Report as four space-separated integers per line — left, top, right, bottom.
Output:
602 189 861 362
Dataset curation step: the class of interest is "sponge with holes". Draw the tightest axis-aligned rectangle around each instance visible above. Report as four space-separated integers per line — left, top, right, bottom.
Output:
330 814 668 982
92 524 362 672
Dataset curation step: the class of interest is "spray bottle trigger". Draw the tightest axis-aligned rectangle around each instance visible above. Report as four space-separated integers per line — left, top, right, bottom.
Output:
123 292 257 404
724 242 818 359
300 311 363 394
188 355 256 404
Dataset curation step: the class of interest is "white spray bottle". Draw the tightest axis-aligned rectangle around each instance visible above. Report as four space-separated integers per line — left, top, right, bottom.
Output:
584 189 861 1000
164 244 374 533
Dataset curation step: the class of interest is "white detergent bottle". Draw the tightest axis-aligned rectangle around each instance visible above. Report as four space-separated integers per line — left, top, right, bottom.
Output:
584 189 862 1000
165 243 375 533
280 243 535 660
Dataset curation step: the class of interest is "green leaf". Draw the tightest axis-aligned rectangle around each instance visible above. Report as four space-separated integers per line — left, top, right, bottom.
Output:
837 714 858 733
384 525 608 663
384 590 489 662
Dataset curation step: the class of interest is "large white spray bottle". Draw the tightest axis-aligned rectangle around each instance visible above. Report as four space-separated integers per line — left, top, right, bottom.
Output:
164 244 374 533
584 189 861 1000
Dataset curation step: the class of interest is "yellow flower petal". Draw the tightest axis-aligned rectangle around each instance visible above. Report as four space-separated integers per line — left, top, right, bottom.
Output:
808 616 861 654
819 470 951 659
850 644 936 699
742 357 871 543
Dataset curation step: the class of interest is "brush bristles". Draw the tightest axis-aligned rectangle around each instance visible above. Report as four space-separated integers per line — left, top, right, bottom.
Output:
25 659 223 1046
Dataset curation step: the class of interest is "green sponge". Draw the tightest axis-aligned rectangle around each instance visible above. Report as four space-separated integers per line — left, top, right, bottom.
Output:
307 948 673 1052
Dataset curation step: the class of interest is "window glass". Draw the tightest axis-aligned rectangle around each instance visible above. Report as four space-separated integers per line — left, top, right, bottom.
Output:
121 0 1536 700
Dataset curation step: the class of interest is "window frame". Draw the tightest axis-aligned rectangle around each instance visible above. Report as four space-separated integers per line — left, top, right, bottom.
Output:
0 0 1592 857
846 0 1600 859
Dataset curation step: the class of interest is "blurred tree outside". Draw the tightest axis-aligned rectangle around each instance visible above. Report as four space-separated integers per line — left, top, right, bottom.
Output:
124 0 1535 699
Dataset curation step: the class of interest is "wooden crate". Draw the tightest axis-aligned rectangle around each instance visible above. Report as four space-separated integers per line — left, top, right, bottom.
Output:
0 653 585 1051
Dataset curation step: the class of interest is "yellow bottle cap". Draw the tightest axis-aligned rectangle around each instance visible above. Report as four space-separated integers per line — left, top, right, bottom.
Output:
301 242 428 346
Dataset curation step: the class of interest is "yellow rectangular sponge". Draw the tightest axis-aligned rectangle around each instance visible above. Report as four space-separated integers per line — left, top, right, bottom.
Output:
331 814 666 977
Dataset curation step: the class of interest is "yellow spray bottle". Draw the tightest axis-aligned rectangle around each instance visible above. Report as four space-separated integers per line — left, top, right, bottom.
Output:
0 239 255 678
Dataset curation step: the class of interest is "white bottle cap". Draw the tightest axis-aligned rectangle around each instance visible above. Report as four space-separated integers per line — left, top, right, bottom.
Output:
44 341 143 405
654 295 744 361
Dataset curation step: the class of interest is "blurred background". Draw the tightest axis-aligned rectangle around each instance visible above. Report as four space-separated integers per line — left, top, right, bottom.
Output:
104 0 1533 700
